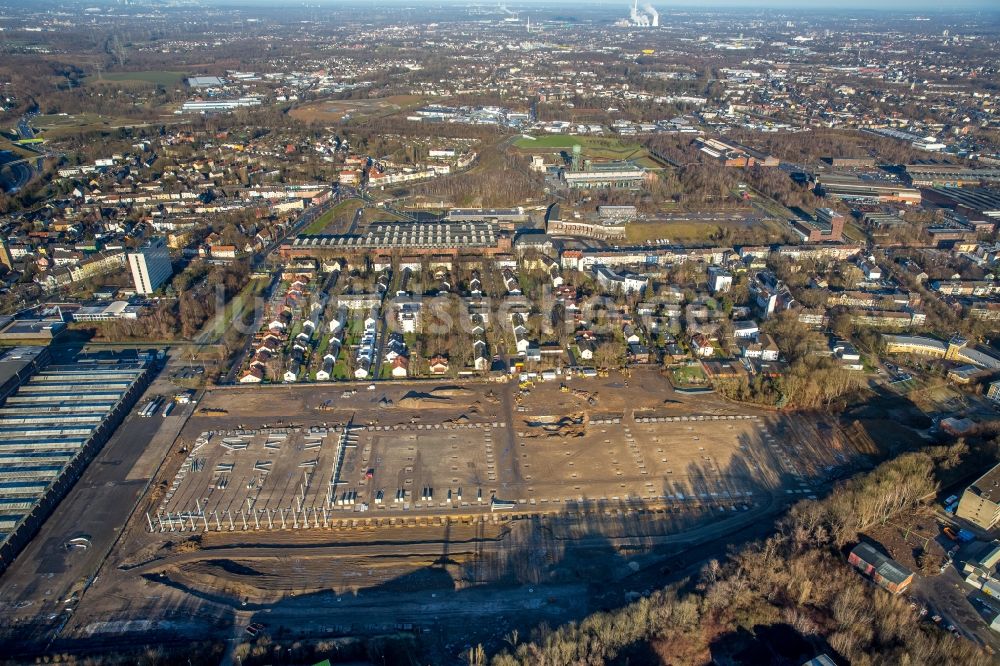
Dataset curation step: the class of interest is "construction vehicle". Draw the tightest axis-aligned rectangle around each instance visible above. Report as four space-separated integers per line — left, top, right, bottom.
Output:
572 389 598 406
560 383 569 393
943 526 959 541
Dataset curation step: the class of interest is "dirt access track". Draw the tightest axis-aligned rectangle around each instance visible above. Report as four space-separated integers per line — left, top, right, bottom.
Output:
0 369 885 660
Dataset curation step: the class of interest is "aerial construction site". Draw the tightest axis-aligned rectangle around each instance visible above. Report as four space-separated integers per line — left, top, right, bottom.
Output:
0 366 888 661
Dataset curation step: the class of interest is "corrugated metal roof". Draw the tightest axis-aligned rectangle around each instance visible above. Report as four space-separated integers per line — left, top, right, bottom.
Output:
852 542 913 585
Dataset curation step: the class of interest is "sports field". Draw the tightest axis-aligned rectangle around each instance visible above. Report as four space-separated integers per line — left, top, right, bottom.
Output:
511 134 665 167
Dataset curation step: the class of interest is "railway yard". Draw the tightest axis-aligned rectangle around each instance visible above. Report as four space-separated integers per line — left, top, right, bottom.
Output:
0 367 885 658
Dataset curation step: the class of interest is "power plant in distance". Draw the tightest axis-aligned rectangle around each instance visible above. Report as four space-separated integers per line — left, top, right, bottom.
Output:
616 1 659 27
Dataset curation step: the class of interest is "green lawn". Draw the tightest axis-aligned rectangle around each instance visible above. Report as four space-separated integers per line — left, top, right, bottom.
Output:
87 70 186 86
28 112 147 139
670 363 708 386
513 134 645 160
346 317 364 341
285 321 303 352
315 333 330 358
311 334 338 380
364 207 410 223
333 359 350 380
302 199 363 235
302 209 337 235
626 221 717 244
625 217 788 245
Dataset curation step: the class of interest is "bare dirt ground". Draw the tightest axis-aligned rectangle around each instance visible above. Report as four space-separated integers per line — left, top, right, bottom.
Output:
288 95 425 124
0 369 888 662
862 507 948 574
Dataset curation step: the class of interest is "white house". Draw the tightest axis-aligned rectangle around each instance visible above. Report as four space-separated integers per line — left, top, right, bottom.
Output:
391 356 409 378
397 302 421 334
473 341 489 371
316 353 335 381
740 333 780 361
708 267 733 294
733 320 760 339
860 259 882 280
515 330 531 354
690 333 714 358
832 339 863 370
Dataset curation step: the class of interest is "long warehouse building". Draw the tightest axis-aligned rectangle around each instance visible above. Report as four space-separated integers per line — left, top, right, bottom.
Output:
0 350 154 573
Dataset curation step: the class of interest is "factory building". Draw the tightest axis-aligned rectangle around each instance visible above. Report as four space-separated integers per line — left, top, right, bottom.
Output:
561 162 649 189
0 347 50 404
0 316 66 342
279 222 512 260
0 351 154 574
694 137 779 168
792 207 845 243
905 163 1000 188
180 97 262 113
445 208 530 226
815 173 922 204
544 204 627 240
921 187 1000 222
186 76 225 88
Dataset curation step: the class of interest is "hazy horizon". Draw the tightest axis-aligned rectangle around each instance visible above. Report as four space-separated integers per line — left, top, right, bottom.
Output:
9 0 1000 11
194 0 1000 11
